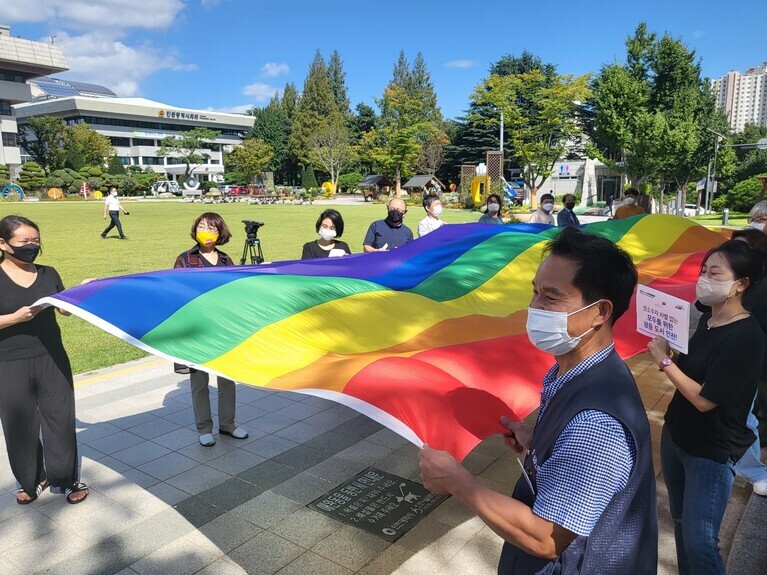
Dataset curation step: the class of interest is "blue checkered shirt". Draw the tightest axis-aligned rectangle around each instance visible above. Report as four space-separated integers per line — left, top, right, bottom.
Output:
531 343 637 536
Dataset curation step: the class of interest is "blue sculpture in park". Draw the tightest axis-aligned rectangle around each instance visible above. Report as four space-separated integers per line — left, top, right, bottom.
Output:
0 184 24 199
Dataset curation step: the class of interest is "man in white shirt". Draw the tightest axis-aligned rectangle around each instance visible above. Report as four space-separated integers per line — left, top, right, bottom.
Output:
418 193 446 238
529 193 556 225
101 186 129 240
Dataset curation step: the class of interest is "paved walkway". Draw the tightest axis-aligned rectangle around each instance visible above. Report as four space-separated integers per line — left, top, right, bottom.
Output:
0 354 756 575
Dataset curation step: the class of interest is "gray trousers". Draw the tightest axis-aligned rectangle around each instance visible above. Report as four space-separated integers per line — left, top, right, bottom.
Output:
189 369 236 434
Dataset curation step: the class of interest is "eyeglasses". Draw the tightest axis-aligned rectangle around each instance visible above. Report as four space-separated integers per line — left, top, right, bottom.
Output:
196 224 218 232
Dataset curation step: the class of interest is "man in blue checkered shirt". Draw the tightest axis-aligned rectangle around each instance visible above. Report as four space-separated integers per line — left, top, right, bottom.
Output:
420 227 657 574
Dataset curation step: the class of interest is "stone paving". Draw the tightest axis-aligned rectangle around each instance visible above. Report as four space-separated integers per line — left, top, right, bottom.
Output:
0 354 755 575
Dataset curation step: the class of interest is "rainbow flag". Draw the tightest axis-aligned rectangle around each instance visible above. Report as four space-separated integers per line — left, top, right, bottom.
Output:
41 214 725 460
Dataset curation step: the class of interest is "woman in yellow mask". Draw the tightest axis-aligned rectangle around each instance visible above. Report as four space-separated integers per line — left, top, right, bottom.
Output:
173 212 249 446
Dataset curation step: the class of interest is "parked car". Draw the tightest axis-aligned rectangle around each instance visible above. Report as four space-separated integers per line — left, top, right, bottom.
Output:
228 185 249 195
683 204 712 217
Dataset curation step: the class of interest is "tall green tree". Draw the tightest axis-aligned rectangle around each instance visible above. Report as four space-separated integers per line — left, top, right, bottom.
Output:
444 51 557 182
17 116 67 174
157 127 220 182
248 95 290 180
289 51 345 166
472 69 590 197
65 123 115 170
361 52 447 195
281 82 299 121
328 50 350 116
587 23 728 210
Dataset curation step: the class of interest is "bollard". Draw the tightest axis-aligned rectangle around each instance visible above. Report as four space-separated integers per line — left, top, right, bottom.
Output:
723 208 729 226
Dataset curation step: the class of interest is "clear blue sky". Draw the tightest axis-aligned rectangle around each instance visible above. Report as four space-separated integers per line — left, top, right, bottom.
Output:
3 0 766 120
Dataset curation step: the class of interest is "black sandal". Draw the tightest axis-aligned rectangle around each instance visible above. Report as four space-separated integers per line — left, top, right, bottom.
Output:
64 482 89 505
16 478 50 505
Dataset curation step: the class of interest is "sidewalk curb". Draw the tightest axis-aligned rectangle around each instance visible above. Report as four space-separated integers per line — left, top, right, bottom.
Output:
726 492 767 574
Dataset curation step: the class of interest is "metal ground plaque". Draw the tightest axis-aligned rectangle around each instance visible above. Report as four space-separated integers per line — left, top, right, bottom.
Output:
308 467 447 542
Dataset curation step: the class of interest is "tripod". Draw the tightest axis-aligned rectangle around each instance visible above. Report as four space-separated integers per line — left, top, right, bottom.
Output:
240 237 264 265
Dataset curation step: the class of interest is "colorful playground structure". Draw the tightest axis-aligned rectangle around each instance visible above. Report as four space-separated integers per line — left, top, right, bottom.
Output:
461 150 525 207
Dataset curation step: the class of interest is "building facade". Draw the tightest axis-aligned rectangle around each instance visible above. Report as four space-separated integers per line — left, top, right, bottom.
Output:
0 25 68 177
14 95 253 182
712 62 767 133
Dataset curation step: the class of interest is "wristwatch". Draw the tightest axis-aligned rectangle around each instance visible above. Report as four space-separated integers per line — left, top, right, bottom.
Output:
659 357 673 370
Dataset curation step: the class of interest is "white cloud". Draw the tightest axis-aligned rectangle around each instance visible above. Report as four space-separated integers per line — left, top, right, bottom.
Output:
242 82 281 103
0 0 184 31
260 62 290 77
56 32 195 96
693 29 705 39
206 104 252 114
444 59 478 69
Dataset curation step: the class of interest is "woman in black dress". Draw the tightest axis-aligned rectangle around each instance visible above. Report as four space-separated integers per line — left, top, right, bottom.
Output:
0 215 88 504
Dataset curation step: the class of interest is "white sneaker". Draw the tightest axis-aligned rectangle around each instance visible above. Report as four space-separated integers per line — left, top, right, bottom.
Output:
752 477 767 496
199 433 216 447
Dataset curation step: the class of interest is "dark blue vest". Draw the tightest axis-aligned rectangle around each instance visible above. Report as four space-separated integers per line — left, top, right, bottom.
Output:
498 350 658 575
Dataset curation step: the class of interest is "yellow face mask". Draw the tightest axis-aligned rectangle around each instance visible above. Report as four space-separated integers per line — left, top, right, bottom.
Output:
196 231 218 247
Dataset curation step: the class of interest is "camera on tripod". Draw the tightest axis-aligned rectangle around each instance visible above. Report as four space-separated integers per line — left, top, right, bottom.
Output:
240 220 266 265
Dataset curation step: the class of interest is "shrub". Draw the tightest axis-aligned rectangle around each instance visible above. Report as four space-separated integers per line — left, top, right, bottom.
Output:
337 171 364 193
717 177 764 212
17 162 46 191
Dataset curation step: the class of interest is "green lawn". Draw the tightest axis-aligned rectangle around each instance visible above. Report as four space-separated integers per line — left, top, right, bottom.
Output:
0 199 480 374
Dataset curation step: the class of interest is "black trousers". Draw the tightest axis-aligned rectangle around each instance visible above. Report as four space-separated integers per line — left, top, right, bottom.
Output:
0 353 79 495
102 210 125 237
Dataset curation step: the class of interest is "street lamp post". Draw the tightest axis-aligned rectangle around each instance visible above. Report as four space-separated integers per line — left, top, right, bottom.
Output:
499 109 504 154
706 128 726 212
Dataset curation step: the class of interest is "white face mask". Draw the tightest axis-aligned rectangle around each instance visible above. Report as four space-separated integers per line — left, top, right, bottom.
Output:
319 228 336 240
526 300 600 356
542 203 554 212
749 221 766 232
487 203 500 214
431 205 443 217
696 277 737 306
624 197 636 205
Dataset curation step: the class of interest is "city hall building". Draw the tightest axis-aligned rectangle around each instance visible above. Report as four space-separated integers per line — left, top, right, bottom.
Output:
14 83 253 182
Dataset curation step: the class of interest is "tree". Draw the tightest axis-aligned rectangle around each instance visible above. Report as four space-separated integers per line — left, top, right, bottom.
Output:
289 51 344 166
281 82 299 121
351 103 377 141
248 95 290 180
586 23 727 211
444 51 557 183
308 124 355 192
472 69 590 197
157 127 220 182
227 138 273 184
361 51 447 195
301 166 318 189
65 123 115 170
328 50 350 116
107 155 126 175
17 116 67 174
0 163 9 185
